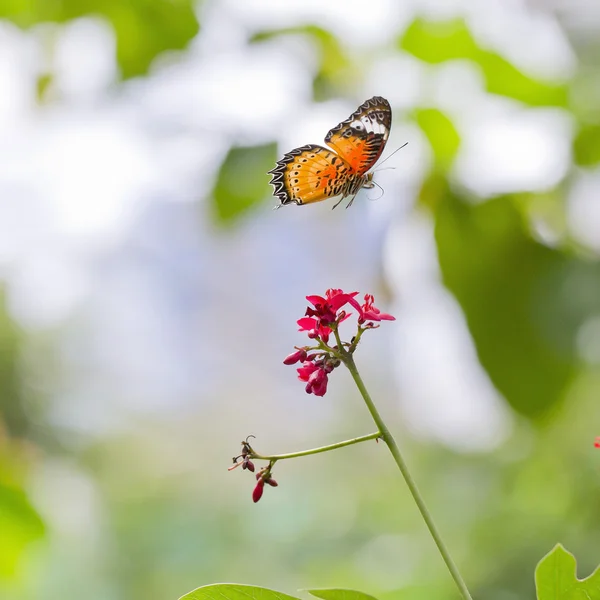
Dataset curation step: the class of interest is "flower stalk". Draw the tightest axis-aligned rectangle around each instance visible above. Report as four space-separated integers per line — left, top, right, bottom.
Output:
342 351 474 600
249 432 381 462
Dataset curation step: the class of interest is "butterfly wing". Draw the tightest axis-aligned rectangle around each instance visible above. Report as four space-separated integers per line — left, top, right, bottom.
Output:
324 96 391 176
268 144 354 206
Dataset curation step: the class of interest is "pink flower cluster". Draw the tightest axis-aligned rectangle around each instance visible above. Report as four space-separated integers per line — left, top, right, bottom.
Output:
284 289 395 397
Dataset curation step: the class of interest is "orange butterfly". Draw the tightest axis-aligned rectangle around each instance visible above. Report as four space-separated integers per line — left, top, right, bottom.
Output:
269 96 392 209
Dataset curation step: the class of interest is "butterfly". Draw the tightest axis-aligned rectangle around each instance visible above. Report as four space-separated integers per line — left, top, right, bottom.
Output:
269 96 392 209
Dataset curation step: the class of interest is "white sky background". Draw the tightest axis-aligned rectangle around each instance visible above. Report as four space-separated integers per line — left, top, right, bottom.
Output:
0 0 596 454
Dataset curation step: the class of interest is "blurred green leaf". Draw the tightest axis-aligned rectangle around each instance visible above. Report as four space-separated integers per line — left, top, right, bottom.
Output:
400 18 479 64
433 190 578 418
212 143 277 225
399 18 568 107
36 72 53 102
180 584 301 600
535 544 600 600
0 0 200 78
251 26 353 101
0 289 30 438
414 108 460 169
573 124 600 166
0 483 45 578
308 589 379 600
478 52 567 107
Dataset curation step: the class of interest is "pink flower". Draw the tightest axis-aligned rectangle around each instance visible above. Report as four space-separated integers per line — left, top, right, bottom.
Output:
285 289 395 398
306 366 329 396
355 294 395 325
595 437 600 449
297 360 329 396
297 316 333 343
297 360 319 381
305 289 359 325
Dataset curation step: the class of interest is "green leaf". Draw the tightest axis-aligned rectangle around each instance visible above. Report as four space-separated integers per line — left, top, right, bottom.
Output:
400 18 479 64
535 544 600 600
179 583 302 600
477 52 567 107
413 108 460 169
573 124 600 167
399 18 567 107
307 589 379 600
433 189 579 418
0 483 45 578
212 143 277 225
0 0 200 79
251 26 353 101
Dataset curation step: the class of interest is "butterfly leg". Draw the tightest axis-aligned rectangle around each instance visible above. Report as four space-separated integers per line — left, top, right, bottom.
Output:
331 196 346 210
345 194 358 209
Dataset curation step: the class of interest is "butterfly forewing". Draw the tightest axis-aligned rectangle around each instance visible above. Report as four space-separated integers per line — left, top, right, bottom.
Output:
268 144 355 206
324 96 391 176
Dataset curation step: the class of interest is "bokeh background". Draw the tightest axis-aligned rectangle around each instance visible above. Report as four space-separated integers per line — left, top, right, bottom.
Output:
1 0 600 599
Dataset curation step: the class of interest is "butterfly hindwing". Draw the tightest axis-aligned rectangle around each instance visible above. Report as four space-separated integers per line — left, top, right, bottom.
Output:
324 96 391 176
268 144 355 206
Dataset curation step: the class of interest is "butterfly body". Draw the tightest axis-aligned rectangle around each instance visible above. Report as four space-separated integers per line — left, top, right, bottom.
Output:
269 96 391 209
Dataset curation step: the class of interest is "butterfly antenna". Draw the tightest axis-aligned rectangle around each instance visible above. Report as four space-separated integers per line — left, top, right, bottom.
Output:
376 141 408 169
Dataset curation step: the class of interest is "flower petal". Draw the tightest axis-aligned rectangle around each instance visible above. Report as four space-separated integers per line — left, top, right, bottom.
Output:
297 317 318 331
306 295 326 307
297 360 319 381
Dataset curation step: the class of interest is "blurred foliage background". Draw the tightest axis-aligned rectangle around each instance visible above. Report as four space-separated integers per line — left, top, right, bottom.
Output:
0 0 599 599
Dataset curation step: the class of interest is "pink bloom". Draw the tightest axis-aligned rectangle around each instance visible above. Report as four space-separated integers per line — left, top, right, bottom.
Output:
306 367 329 396
297 360 329 396
297 316 332 343
355 294 395 324
595 437 600 448
297 360 319 381
305 289 359 325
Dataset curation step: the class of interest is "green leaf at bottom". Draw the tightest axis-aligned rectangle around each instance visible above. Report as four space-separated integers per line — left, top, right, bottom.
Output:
180 583 301 600
307 589 379 600
535 544 600 600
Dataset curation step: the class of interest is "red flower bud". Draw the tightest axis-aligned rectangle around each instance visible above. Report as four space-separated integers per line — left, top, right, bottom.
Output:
594 437 600 448
243 459 255 472
266 478 278 487
283 349 308 365
252 480 265 503
306 367 329 396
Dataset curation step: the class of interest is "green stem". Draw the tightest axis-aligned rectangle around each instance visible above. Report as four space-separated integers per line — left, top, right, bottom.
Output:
250 432 381 462
343 353 473 600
